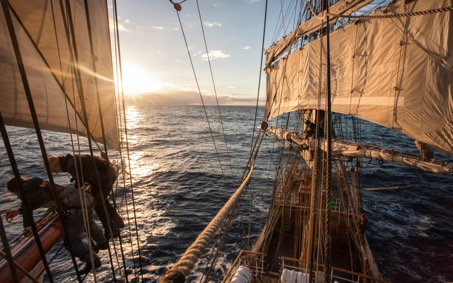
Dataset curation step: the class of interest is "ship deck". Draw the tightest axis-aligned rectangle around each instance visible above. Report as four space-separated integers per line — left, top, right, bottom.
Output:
223 165 385 283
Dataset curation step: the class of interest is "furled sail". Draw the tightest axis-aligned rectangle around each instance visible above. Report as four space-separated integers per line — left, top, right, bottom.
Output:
265 0 453 156
0 0 118 149
267 127 453 174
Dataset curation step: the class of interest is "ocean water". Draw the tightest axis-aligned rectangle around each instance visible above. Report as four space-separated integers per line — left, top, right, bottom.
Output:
0 105 452 282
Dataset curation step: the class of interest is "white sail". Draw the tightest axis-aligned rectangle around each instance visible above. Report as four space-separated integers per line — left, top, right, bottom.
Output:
265 0 453 156
0 0 118 149
265 0 372 66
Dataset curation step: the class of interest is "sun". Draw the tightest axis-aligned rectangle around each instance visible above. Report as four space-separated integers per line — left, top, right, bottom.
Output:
121 62 163 96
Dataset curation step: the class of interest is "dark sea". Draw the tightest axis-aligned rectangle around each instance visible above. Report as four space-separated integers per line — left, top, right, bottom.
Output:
0 105 452 283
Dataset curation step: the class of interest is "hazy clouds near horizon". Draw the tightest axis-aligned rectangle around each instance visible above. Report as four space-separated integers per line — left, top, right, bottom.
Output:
124 91 262 106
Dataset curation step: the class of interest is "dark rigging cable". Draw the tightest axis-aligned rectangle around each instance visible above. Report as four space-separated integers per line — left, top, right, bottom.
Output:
250 0 269 156
323 0 332 281
0 0 76 280
63 0 122 279
111 0 145 280
171 2 226 177
195 0 234 177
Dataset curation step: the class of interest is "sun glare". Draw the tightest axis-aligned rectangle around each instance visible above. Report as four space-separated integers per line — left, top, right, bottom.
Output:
121 62 162 95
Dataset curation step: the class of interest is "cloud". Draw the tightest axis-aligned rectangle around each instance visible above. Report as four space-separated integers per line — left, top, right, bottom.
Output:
201 50 231 61
109 18 130 32
125 90 261 106
192 51 203 57
204 21 222 28
153 26 164 30
242 46 251 50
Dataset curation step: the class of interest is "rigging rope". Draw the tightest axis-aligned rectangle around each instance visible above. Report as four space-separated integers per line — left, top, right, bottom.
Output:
8 0 140 280
62 1 120 280
160 168 255 281
332 6 453 20
111 0 145 280
195 0 234 176
201 190 242 282
171 1 227 177
9 0 109 279
306 0 324 21
323 2 333 281
0 1 74 280
202 125 267 281
0 0 144 281
307 1 453 21
82 2 130 280
250 0 268 158
160 130 266 282
0 205 20 282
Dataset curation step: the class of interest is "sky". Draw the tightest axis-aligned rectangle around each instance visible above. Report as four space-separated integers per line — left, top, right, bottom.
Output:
110 0 293 105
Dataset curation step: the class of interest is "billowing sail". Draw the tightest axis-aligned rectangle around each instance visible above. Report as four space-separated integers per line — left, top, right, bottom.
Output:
0 0 118 149
265 0 372 66
265 0 453 156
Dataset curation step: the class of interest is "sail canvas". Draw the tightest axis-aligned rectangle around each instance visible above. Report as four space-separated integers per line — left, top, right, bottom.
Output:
0 0 118 149
265 0 453 156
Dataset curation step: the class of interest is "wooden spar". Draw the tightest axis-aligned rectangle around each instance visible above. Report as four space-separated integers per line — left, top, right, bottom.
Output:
0 213 63 283
363 185 409 191
267 127 453 174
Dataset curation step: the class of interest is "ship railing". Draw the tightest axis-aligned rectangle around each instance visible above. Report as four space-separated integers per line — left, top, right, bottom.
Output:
333 198 341 211
331 198 356 216
274 191 311 210
280 256 388 283
222 250 265 282
274 188 357 215
274 192 359 221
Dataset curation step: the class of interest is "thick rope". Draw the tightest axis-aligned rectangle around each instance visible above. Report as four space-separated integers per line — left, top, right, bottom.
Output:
309 2 453 21
414 140 434 160
306 0 324 21
332 6 453 20
160 130 265 282
323 6 333 282
160 169 254 281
